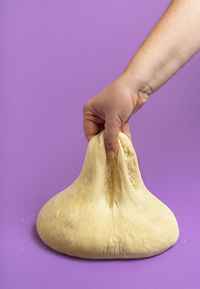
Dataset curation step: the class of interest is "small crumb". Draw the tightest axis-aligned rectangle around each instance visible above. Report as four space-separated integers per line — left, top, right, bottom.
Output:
182 240 186 244
21 218 25 222
20 247 24 250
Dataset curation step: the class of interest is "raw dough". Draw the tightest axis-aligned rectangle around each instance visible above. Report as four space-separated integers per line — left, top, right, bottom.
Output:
36 131 179 259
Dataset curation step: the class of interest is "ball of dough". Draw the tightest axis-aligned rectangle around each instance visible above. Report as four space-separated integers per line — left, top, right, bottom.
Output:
36 131 179 259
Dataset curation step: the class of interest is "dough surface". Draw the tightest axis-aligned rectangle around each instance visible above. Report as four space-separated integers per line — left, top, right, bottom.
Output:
36 131 179 259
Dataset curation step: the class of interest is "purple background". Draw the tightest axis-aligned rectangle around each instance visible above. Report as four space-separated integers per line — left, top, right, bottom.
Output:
1 0 200 288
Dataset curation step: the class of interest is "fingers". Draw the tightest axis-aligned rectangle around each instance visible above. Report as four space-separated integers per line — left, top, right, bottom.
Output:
83 118 99 141
83 104 97 141
121 122 132 142
83 103 104 141
83 102 133 160
104 115 121 160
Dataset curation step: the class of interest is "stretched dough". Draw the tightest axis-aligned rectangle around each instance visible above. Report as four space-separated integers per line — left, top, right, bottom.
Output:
36 131 179 259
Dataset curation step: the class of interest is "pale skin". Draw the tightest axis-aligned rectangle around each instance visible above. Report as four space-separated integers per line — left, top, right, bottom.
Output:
83 0 200 159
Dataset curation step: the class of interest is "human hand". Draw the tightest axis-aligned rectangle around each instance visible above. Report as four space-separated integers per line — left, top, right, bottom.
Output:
83 73 149 159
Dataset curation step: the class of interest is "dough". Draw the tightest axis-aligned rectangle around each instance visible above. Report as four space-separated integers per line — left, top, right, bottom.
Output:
36 131 179 259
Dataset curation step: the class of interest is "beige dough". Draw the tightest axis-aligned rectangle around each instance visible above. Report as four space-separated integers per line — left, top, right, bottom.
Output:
36 131 179 259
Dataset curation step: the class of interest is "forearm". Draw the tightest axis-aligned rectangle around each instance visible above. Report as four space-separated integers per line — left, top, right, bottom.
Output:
122 0 200 95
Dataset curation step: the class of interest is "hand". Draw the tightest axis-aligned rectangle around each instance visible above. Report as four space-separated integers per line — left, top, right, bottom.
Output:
83 74 149 159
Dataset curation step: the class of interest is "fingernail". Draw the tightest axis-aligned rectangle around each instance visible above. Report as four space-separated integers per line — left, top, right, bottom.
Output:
107 151 115 160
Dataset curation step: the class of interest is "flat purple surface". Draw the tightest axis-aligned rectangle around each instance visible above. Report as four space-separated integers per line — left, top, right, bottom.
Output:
1 0 200 288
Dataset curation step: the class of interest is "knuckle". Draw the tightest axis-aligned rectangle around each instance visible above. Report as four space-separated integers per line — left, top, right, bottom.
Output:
105 143 116 152
104 138 115 146
104 136 117 150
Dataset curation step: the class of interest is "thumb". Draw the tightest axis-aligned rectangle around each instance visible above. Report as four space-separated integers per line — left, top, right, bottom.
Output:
104 115 120 160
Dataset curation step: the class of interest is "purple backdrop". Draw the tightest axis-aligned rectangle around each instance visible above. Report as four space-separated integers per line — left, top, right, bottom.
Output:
1 0 200 288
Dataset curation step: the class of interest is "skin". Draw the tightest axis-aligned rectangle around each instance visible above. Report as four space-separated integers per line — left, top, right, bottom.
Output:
83 0 200 159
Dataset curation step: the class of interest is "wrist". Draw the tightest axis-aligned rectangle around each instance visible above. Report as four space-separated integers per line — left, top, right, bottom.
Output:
117 70 153 96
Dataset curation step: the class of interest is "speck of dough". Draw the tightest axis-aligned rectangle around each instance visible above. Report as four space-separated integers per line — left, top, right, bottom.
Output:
36 131 179 259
